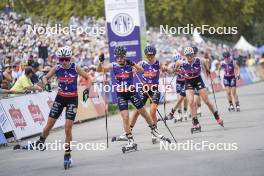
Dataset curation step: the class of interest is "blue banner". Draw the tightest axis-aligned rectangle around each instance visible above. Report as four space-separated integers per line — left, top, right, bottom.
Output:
240 67 253 84
0 127 7 145
105 0 146 103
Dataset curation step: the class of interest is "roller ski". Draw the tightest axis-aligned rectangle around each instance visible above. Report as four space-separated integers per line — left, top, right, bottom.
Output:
197 107 202 117
64 153 72 170
111 133 128 142
191 117 201 134
13 138 46 151
228 104 235 112
151 125 171 143
121 133 137 154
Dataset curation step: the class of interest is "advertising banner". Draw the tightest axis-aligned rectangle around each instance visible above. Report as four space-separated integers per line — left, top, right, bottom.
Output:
105 0 146 102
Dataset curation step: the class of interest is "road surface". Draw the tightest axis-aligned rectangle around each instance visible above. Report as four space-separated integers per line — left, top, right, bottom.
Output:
0 82 264 176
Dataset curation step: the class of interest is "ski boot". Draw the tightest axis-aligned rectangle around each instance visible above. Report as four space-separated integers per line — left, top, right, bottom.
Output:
183 110 188 121
191 117 201 134
112 133 128 142
197 106 202 117
122 133 137 154
216 117 224 127
166 109 175 121
64 153 72 170
214 111 224 127
150 125 171 143
174 111 183 123
151 134 158 144
236 105 240 112
228 104 235 112
235 102 240 112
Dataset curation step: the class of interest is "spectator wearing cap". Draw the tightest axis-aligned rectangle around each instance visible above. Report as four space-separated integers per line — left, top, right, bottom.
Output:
10 67 42 94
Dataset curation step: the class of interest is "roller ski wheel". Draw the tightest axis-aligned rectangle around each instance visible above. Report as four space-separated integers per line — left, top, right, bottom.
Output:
152 138 158 144
161 137 171 143
191 125 201 134
111 137 116 142
122 143 137 154
217 118 224 127
174 118 177 123
236 106 240 112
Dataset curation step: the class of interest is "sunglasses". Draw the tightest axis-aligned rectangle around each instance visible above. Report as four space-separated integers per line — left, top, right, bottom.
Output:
59 57 71 62
185 54 193 57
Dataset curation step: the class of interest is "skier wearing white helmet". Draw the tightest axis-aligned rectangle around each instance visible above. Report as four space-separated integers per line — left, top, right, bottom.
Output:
173 47 224 133
14 46 93 169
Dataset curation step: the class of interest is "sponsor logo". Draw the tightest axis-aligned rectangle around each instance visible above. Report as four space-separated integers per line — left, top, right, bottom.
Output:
111 13 134 36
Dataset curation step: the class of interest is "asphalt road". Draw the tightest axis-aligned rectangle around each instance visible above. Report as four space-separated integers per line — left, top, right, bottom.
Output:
1 82 264 176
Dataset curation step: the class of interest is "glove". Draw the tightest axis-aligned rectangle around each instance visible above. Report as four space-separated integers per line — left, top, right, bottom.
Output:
83 88 89 102
99 53 105 63
126 59 135 66
236 75 240 80
44 83 51 92
206 70 210 76
218 75 221 80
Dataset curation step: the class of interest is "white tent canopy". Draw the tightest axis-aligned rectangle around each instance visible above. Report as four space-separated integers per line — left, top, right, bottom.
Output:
234 36 257 52
192 28 204 43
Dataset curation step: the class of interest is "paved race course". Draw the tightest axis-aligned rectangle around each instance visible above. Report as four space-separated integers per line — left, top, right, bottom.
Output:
1 82 264 176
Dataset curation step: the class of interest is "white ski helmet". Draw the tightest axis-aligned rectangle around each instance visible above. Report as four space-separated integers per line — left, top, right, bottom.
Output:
184 47 194 56
56 46 73 58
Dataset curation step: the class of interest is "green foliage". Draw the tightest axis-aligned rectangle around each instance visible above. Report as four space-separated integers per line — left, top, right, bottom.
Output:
1 0 264 45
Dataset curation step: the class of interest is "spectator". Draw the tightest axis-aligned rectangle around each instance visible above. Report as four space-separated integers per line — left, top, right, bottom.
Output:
2 64 14 88
246 54 256 66
10 67 42 94
31 62 41 84
11 62 21 82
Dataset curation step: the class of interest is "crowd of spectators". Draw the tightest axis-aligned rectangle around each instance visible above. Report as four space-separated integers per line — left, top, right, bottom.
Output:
1 7 263 98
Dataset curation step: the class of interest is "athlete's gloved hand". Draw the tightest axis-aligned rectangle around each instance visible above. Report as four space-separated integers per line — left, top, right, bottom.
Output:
126 59 135 66
236 75 240 80
99 53 105 63
218 75 221 80
83 88 90 102
205 69 210 76
44 83 51 92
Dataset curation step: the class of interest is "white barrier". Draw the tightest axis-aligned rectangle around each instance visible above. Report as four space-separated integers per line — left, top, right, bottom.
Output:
0 92 65 139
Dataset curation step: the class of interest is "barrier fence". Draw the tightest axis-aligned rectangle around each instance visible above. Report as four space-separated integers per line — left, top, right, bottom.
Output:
0 65 263 142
